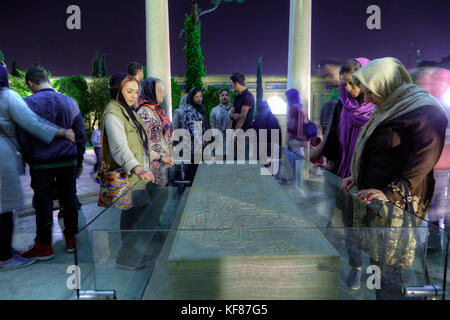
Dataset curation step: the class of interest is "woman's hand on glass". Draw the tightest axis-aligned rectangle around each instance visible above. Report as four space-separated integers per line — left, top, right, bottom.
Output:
313 161 333 171
133 166 155 183
161 156 174 168
356 189 388 204
341 176 355 194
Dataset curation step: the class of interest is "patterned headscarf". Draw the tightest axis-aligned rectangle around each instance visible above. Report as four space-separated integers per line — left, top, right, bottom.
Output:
140 78 173 137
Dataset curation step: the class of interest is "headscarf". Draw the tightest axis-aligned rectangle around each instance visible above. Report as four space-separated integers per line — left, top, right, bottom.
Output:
178 94 189 111
285 88 305 141
336 57 374 178
187 87 211 130
0 64 9 88
351 57 446 182
286 88 303 107
139 78 173 137
109 72 150 157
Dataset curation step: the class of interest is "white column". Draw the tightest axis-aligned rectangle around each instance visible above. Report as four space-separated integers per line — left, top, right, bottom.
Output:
146 0 172 119
288 0 312 179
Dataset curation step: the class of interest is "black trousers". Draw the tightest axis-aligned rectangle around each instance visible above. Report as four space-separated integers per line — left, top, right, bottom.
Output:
30 166 79 245
0 212 13 261
93 147 102 173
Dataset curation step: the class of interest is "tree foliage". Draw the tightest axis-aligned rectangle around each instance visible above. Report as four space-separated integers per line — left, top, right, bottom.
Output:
180 12 205 92
33 58 40 67
9 69 32 98
91 51 101 78
100 54 108 77
171 77 182 113
53 76 89 123
11 61 20 77
86 77 110 131
9 66 56 98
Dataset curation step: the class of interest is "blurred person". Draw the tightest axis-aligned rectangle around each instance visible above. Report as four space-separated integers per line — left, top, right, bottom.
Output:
126 62 144 83
318 58 344 132
90 126 102 174
0 65 75 271
17 67 86 261
253 101 282 169
284 88 307 183
341 57 447 299
182 87 210 183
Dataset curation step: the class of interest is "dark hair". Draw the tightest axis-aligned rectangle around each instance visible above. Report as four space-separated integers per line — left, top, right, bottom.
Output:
187 87 202 105
339 60 362 76
218 88 230 96
230 72 246 86
127 62 143 77
25 67 49 85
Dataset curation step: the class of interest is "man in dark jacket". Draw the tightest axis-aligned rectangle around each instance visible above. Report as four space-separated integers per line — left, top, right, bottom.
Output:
17 67 87 260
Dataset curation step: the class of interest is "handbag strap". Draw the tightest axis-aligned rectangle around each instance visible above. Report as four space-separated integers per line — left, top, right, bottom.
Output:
399 177 431 285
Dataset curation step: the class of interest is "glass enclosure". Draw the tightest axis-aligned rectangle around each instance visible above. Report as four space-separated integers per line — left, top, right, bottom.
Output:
74 159 450 300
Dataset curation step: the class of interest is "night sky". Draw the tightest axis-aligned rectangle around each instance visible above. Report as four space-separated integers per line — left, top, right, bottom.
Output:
0 0 449 76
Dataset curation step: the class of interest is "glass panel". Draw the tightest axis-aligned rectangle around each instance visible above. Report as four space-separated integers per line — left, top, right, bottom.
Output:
74 164 189 299
74 160 449 300
90 227 447 300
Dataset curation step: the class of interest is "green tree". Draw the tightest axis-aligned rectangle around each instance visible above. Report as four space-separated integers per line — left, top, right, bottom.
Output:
256 56 263 115
180 12 205 92
11 61 20 77
54 76 89 122
9 69 32 98
91 51 101 78
86 77 110 131
171 77 182 113
101 54 107 77
181 0 246 92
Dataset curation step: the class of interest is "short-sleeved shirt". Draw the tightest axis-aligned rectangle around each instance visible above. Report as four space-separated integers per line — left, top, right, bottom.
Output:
231 89 255 131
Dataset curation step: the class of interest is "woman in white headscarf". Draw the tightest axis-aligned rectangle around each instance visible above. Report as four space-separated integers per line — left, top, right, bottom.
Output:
342 57 447 218
341 57 447 299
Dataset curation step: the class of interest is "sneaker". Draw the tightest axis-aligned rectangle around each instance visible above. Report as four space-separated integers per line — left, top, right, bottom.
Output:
346 268 363 290
20 242 54 261
115 248 148 271
65 237 80 253
0 255 36 272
